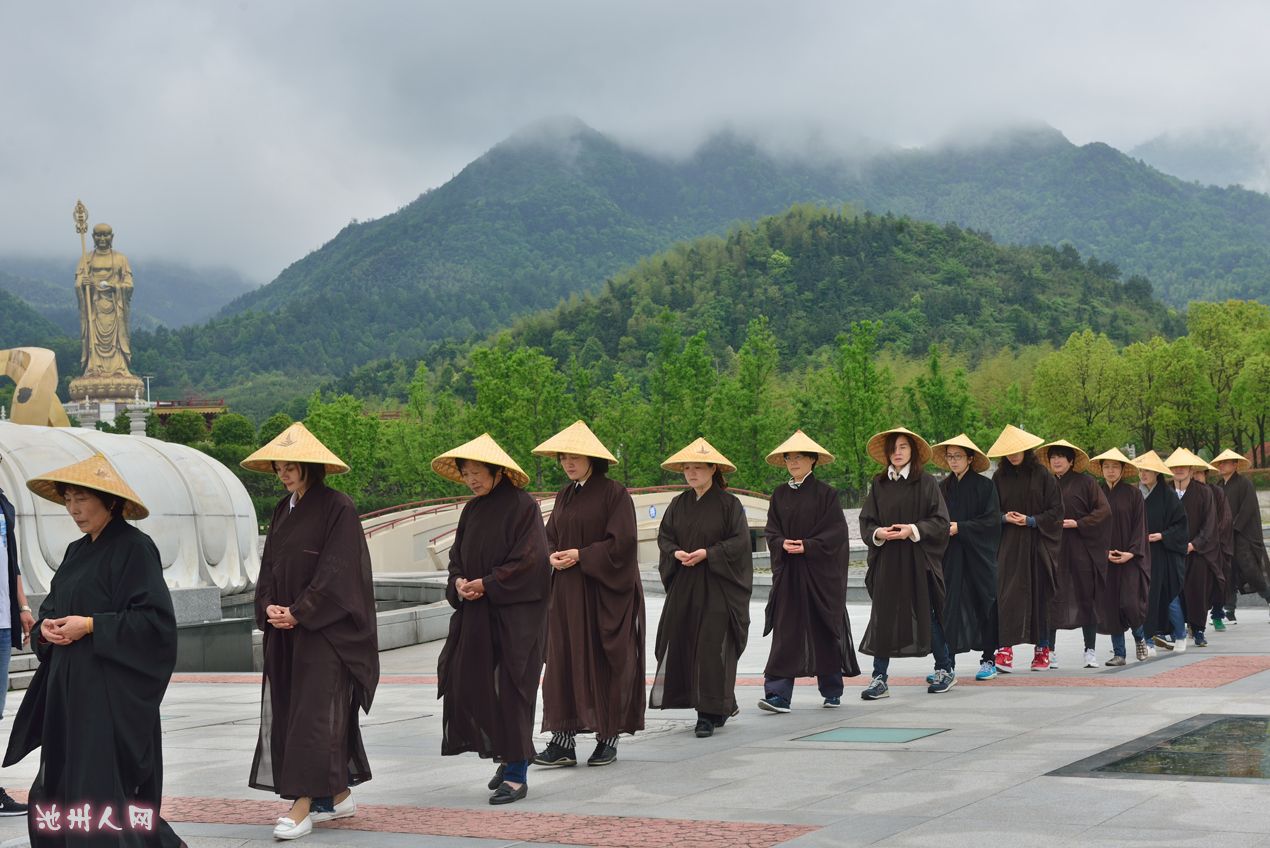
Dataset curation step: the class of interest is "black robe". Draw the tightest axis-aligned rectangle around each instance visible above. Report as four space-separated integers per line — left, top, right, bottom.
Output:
1208 483 1234 606
939 471 1002 654
1217 473 1270 596
4 518 182 847
438 477 550 763
1177 481 1220 629
1099 481 1149 633
540 476 645 738
650 486 753 717
250 483 379 798
1143 480 1188 639
762 475 860 680
858 467 950 658
994 463 1064 646
1049 472 1112 631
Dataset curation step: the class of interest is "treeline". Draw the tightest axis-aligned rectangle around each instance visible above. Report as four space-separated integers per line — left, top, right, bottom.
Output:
141 299 1268 522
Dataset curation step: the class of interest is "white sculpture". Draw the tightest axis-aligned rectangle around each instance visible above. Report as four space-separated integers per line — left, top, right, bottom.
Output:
0 421 259 594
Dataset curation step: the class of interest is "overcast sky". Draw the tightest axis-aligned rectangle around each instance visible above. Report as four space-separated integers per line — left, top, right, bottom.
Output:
3 0 1268 283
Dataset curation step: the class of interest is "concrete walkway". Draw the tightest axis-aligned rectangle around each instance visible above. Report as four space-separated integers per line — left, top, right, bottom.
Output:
3 597 1270 847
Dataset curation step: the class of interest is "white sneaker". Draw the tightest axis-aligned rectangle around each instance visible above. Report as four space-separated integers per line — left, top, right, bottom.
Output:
1083 649 1098 668
1146 644 1157 658
273 815 313 840
1049 652 1059 669
311 795 356 823
1175 638 1187 653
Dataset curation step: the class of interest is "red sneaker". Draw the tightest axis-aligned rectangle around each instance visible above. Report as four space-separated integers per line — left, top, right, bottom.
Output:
994 647 1013 674
1031 646 1051 671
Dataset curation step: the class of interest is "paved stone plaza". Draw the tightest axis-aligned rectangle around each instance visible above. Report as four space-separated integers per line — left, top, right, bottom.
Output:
3 596 1270 848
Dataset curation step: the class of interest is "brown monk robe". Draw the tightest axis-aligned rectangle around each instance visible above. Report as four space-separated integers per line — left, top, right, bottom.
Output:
762 474 861 697
1049 472 1112 633
858 467 950 661
1099 479 1149 641
1217 470 1270 599
539 474 645 745
994 458 1064 649
1206 481 1233 616
250 482 379 801
1177 480 1220 633
438 476 551 763
650 486 753 723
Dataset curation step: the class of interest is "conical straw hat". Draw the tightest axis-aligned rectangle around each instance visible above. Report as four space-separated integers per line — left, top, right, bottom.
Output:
241 422 350 475
661 437 737 474
1089 447 1139 480
1163 447 1215 472
1036 439 1091 474
1212 448 1252 473
1133 450 1174 478
532 420 618 464
432 433 530 489
931 433 990 473
765 429 835 468
27 453 149 520
985 425 1045 458
866 427 932 466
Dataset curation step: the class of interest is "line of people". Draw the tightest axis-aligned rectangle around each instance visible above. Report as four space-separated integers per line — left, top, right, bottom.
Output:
2 417 1264 843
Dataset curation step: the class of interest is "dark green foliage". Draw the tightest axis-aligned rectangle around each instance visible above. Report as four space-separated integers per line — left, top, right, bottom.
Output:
0 286 65 348
511 207 1180 369
162 411 208 445
210 413 256 447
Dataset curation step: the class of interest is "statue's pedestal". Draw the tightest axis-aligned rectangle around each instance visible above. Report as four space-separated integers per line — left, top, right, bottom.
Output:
68 372 144 403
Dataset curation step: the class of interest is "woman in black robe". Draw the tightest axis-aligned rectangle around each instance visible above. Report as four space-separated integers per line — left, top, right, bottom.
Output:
1137 451 1189 651
985 425 1064 673
5 453 184 847
531 421 644 769
1038 441 1111 670
858 428 950 699
931 434 1001 682
1164 448 1220 648
1196 468 1234 631
242 423 379 840
1089 449 1149 664
433 434 550 804
759 430 859 713
649 438 753 738
1213 450 1270 621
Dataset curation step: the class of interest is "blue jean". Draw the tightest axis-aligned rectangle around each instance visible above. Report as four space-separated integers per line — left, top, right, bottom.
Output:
764 673 844 702
1110 626 1145 657
1168 597 1186 640
874 608 951 680
0 628 10 718
502 759 529 784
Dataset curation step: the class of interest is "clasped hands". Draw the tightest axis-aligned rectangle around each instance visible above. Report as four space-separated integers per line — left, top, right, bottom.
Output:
782 539 805 554
39 615 92 645
549 549 581 571
455 577 485 601
1107 550 1133 564
876 524 914 542
1004 511 1029 527
265 604 299 629
674 548 708 567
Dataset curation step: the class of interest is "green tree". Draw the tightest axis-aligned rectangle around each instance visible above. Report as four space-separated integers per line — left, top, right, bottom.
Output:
1030 330 1127 450
902 348 978 445
1231 348 1270 467
830 321 891 502
257 412 294 446
1187 300 1270 452
304 393 381 501
211 413 257 447
705 317 789 491
1153 338 1218 452
162 411 208 445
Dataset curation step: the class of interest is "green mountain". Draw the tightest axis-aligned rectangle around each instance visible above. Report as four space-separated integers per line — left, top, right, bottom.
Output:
0 285 67 348
0 256 258 333
507 206 1180 369
132 119 1264 394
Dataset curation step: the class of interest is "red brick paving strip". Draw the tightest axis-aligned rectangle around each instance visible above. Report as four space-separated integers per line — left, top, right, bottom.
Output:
7 791 815 847
174 655 1270 689
163 797 816 847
